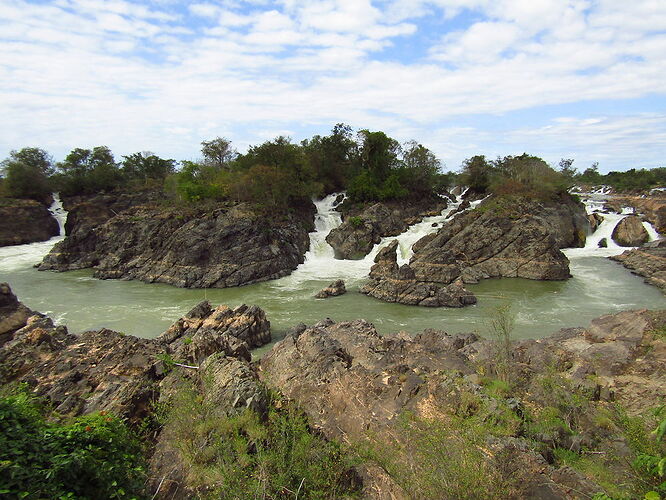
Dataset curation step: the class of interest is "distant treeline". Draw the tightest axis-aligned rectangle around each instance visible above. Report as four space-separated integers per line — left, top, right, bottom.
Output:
574 163 666 192
0 125 663 208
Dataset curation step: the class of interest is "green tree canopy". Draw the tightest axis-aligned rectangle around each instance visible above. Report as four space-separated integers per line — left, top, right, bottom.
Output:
200 137 238 170
0 147 54 200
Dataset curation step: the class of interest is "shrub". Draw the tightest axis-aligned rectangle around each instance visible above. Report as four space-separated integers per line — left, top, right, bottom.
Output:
0 387 146 499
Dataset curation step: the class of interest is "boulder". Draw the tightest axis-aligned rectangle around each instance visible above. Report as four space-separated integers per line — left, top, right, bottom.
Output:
408 197 574 286
0 198 59 247
588 212 604 232
159 300 271 351
315 279 347 298
611 215 649 247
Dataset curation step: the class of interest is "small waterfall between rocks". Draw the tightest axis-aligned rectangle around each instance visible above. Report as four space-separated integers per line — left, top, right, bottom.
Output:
0 193 68 272
564 194 660 258
48 193 67 236
279 190 479 287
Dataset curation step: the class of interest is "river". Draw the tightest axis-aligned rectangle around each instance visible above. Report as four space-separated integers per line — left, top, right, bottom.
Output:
0 193 664 349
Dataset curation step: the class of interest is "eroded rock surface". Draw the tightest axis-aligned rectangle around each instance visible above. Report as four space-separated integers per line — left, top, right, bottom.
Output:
326 199 446 260
39 200 314 288
261 309 666 499
361 241 477 307
611 215 650 247
0 198 59 246
0 284 269 424
409 197 582 285
610 239 666 292
315 279 347 298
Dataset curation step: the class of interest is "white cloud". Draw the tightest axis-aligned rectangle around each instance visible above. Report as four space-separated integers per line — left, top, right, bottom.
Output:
0 0 664 173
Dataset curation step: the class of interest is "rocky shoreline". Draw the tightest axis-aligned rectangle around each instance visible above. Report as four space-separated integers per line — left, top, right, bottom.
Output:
1 282 664 499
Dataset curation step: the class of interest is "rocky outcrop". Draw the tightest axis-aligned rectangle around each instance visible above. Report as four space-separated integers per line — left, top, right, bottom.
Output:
39 201 314 288
326 199 446 260
261 309 666 498
613 194 666 234
611 215 650 247
0 198 59 246
361 241 477 307
315 279 347 298
408 197 577 286
0 284 270 424
588 212 604 231
610 239 666 293
159 300 271 352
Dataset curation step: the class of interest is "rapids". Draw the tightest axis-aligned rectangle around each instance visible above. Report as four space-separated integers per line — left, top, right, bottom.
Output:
0 192 663 348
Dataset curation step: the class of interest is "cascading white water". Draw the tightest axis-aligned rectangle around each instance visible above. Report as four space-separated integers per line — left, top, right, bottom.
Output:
564 194 660 258
0 193 68 272
48 193 67 236
278 191 481 287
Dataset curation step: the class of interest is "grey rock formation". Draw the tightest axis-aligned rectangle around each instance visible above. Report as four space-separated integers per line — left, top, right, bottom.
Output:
409 197 580 285
261 309 666 498
361 241 477 307
611 215 649 247
315 279 347 298
159 300 271 352
0 284 269 424
0 199 59 246
326 199 446 260
39 200 314 288
610 239 666 292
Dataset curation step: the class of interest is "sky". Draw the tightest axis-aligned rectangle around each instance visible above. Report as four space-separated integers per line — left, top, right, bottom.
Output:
1 0 665 173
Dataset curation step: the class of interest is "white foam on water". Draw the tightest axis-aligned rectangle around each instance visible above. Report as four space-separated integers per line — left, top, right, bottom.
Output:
0 193 69 272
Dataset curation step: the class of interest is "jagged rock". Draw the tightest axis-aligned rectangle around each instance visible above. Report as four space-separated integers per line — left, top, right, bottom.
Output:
325 203 406 260
407 197 579 287
159 300 271 351
599 238 608 248
39 200 314 288
315 279 347 298
361 241 477 307
261 310 666 498
611 215 649 247
0 198 59 247
610 239 666 292
612 194 666 234
0 284 270 424
0 283 34 343
588 212 604 231
326 199 446 260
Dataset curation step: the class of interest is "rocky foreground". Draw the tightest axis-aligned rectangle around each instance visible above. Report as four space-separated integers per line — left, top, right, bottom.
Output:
1 282 664 499
38 193 314 288
0 198 59 246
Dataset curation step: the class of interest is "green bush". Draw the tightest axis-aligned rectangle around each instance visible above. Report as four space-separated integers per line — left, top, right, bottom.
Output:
0 388 146 499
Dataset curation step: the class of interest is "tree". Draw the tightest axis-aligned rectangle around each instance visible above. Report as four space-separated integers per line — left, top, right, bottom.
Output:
400 140 441 197
460 155 493 193
200 137 237 170
357 130 401 184
302 123 357 193
0 147 54 200
122 152 176 183
56 146 121 195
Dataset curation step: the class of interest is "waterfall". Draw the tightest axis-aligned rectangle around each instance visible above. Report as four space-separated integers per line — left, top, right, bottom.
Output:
277 192 479 288
0 193 68 272
48 193 67 236
564 195 661 258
